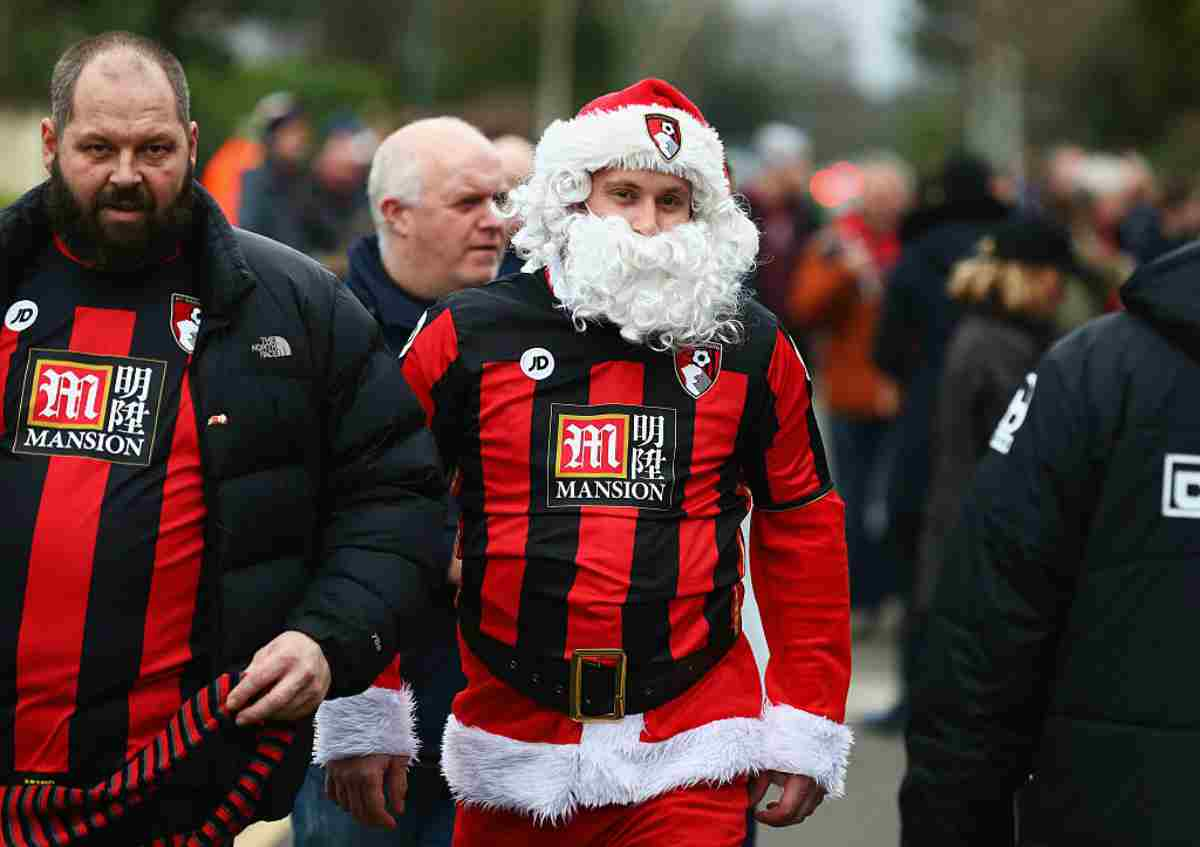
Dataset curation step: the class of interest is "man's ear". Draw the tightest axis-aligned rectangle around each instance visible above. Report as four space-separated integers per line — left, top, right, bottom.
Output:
382 197 413 237
41 118 57 174
188 121 199 169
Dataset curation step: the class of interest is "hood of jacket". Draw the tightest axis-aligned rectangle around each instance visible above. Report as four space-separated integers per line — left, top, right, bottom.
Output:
1121 241 1200 360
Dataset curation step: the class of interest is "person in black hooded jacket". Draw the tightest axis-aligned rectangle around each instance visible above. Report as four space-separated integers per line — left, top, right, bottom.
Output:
901 237 1200 844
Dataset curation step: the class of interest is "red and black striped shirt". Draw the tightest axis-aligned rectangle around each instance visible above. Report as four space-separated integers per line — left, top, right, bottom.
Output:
0 240 212 786
401 270 832 669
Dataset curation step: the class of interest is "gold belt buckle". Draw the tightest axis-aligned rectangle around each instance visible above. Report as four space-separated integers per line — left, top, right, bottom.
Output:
568 648 627 722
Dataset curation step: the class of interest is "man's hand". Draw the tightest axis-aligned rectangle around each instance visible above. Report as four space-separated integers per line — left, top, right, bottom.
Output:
326 754 410 829
226 630 331 726
749 771 826 827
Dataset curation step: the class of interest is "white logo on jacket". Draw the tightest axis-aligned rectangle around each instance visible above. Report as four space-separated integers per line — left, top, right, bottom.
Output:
990 373 1037 455
1163 454 1200 518
252 336 292 359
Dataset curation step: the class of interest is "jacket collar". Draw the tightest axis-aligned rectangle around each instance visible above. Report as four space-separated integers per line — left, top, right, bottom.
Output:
0 180 256 318
344 234 432 330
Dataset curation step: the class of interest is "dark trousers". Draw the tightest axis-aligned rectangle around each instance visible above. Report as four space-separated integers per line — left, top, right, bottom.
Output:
829 415 896 610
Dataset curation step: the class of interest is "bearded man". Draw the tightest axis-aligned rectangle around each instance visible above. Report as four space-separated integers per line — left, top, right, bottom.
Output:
318 79 852 846
0 31 444 843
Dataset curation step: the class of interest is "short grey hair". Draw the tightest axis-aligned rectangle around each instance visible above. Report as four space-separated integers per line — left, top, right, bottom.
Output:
367 116 492 232
50 31 190 135
367 138 423 230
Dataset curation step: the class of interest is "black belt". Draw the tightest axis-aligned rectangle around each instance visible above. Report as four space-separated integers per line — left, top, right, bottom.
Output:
462 626 737 722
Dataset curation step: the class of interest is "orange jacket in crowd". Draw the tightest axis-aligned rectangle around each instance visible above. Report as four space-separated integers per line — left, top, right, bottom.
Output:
786 212 901 420
200 136 263 227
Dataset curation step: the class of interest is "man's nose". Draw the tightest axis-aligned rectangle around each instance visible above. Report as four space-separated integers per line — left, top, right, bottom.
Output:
479 200 502 232
631 200 659 236
109 150 141 187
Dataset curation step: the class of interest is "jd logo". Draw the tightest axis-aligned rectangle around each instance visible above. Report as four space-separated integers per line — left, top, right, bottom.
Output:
990 373 1037 455
4 300 38 333
521 347 555 381
1163 454 1200 518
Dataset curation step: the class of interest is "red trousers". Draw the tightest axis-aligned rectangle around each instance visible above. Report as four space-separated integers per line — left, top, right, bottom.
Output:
452 778 750 846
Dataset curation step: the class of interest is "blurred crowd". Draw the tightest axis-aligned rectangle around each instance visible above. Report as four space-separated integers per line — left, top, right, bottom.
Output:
200 89 1200 743
729 128 1200 734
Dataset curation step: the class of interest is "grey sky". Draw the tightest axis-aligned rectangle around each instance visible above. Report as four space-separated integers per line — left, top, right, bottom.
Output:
737 0 920 96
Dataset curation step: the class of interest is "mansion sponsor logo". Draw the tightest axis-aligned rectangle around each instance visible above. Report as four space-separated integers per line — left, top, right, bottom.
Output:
13 349 167 466
547 402 678 510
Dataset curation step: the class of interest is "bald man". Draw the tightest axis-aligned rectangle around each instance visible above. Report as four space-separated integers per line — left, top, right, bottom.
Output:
290 117 505 847
491 134 534 277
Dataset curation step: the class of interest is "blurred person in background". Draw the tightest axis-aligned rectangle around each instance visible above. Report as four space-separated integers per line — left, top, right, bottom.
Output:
493 133 534 277
867 152 1011 733
0 31 444 843
1121 174 1200 264
912 216 1075 696
238 93 311 251
293 117 506 847
742 122 822 334
1034 143 1086 225
317 78 851 846
1062 153 1135 318
294 113 378 276
199 90 296 225
786 153 914 625
901 226 1200 847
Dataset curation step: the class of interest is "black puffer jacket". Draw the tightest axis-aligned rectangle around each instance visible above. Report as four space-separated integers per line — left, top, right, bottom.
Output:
901 241 1200 845
0 183 446 815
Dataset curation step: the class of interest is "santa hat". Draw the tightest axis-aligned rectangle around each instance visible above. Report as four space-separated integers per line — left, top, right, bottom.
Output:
531 78 731 211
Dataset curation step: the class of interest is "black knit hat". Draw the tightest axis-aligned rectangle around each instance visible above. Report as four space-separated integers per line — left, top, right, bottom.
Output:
981 215 1089 278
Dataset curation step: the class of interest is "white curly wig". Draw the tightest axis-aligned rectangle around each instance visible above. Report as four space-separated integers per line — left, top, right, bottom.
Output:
505 80 759 349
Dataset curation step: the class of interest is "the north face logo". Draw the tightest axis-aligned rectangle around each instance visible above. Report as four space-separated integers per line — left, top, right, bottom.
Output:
252 336 292 359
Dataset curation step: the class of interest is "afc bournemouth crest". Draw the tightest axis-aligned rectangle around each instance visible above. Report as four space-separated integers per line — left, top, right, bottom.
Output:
171 293 202 354
674 344 722 399
645 113 681 161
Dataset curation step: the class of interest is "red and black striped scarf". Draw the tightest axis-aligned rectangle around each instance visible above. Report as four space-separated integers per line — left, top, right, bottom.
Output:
1 672 295 846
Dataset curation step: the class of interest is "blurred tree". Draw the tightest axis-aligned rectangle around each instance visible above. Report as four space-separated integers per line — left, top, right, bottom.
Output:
906 0 1186 156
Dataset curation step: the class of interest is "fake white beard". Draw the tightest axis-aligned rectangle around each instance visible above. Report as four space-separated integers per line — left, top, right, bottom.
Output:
555 213 751 351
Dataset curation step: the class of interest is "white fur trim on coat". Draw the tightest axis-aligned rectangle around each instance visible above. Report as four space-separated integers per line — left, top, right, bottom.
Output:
441 701 852 823
535 105 730 210
759 702 852 799
313 685 420 765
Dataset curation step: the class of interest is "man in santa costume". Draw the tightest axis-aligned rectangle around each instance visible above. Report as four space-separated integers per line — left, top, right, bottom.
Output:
315 78 852 846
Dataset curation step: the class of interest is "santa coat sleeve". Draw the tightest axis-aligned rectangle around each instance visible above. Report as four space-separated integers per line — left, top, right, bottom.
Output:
743 327 853 796
315 304 466 766
314 656 421 764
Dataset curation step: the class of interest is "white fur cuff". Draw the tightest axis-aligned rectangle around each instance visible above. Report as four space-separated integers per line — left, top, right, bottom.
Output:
313 685 420 765
758 702 852 798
